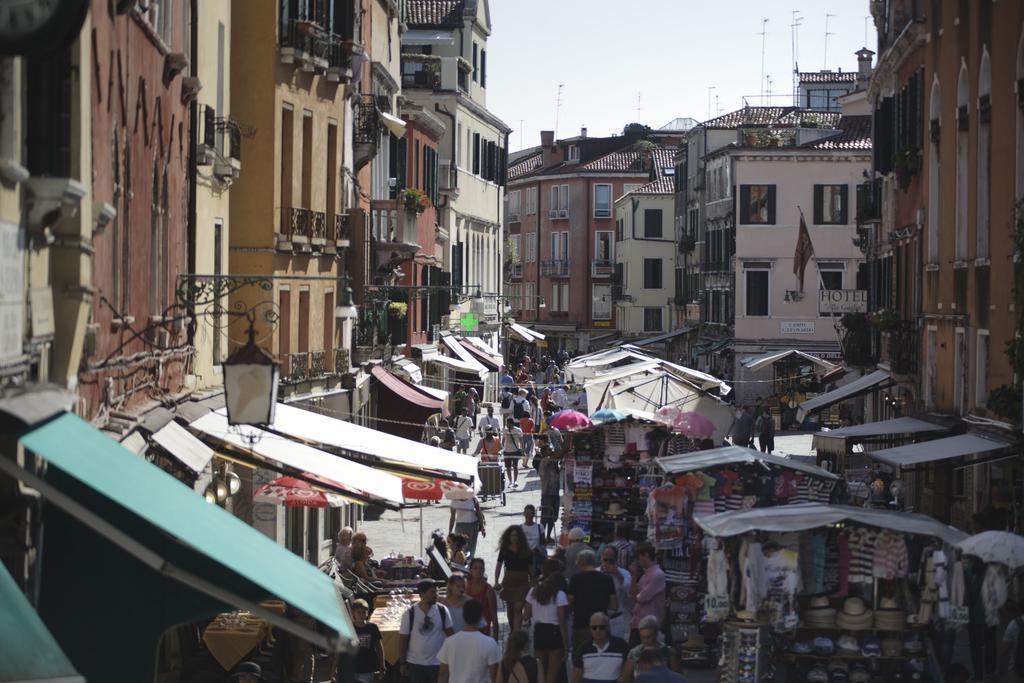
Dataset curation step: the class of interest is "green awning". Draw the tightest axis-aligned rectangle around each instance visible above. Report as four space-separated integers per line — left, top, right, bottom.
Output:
8 413 356 679
0 560 84 683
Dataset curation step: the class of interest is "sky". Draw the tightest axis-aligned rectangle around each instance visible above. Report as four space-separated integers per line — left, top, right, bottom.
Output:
486 0 873 153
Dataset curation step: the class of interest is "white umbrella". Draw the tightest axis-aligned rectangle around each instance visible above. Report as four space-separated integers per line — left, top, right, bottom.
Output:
959 531 1024 569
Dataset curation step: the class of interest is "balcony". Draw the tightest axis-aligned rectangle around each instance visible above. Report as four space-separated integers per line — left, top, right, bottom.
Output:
592 260 615 278
310 350 326 377
279 17 348 79
333 213 351 248
371 199 419 259
507 211 521 223
401 55 441 90
198 105 242 180
507 262 523 279
334 348 351 374
885 321 918 377
310 210 328 247
540 259 571 278
856 178 882 224
548 208 569 220
353 94 379 169
278 207 312 251
288 352 309 382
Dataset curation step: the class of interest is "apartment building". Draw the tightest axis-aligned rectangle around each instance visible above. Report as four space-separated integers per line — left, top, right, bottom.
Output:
229 0 363 416
506 128 683 352
401 0 510 334
613 179 678 342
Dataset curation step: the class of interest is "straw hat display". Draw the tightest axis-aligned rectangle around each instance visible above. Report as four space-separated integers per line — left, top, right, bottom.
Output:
802 595 837 628
835 597 874 630
679 633 707 651
874 597 906 630
604 502 627 517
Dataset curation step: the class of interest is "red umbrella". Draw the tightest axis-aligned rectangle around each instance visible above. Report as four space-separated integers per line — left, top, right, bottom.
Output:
549 410 593 431
402 478 444 501
255 475 343 508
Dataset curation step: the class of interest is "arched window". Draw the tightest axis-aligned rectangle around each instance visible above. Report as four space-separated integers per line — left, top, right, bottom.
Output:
977 49 992 262
955 61 969 265
928 77 941 267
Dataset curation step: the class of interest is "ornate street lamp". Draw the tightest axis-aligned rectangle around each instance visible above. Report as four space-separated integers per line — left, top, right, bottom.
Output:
222 321 280 427
335 278 358 320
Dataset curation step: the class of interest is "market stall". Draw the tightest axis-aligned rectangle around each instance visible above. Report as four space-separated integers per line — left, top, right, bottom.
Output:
694 504 968 683
738 350 839 430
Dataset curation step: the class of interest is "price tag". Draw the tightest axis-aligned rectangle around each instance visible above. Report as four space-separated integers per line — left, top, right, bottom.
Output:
704 594 729 619
948 606 969 626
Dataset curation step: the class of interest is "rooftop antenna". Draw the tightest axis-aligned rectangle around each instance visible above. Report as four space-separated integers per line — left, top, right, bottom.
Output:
766 74 774 104
518 119 525 150
759 18 770 104
635 91 642 121
824 13 836 70
715 94 721 115
707 86 717 120
554 84 565 139
791 10 804 106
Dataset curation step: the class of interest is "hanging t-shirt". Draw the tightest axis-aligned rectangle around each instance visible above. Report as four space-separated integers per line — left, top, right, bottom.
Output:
763 548 800 632
695 472 717 500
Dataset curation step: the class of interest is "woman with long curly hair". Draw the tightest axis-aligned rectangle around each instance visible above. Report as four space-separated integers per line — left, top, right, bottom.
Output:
495 524 535 633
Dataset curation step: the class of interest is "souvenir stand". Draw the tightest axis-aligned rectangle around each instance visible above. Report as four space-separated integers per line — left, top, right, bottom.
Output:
739 351 839 430
693 504 968 683
650 447 841 665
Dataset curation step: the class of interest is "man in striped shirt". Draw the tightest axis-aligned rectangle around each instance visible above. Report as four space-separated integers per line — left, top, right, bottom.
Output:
572 612 629 683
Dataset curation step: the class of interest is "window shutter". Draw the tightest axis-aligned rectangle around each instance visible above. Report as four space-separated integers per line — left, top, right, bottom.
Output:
767 185 777 224
739 185 751 224
813 185 824 225
473 133 480 175
839 185 849 225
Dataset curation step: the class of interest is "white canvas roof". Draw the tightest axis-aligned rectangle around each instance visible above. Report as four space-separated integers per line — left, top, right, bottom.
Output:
657 445 840 480
811 416 949 456
868 432 1017 469
740 349 838 373
797 369 892 421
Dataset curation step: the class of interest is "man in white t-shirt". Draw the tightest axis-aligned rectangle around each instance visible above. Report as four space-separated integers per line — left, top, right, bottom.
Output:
400 581 455 683
453 408 474 454
448 495 484 557
438 599 501 683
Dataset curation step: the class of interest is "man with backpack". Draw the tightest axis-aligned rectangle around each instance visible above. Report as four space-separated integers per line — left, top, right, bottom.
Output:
512 388 531 422
502 417 525 490
399 581 455 683
754 403 775 454
500 388 514 421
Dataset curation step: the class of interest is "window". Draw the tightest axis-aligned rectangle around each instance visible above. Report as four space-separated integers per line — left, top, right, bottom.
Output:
594 184 612 217
593 284 612 320
644 209 663 238
744 265 770 316
616 218 624 242
643 258 662 289
525 231 537 262
550 231 569 261
595 231 614 262
977 330 989 407
473 133 481 175
508 234 521 262
507 190 521 220
324 291 334 369
480 50 487 88
925 327 937 408
928 78 940 266
813 184 848 224
643 308 663 332
955 64 969 264
549 185 569 216
551 283 569 311
818 262 844 291
472 42 478 82
739 185 776 224
954 328 965 415
525 187 537 214
567 145 579 162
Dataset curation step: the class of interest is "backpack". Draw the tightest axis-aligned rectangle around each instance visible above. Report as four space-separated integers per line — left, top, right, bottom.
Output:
513 398 529 420
759 414 773 437
501 393 513 410
406 604 449 635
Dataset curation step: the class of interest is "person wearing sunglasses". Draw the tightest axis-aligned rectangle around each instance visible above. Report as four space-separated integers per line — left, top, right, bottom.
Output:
571 612 629 683
399 581 455 683
599 546 632 641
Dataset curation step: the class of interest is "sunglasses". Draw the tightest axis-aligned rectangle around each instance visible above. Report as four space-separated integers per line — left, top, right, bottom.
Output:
590 625 609 631
421 615 434 633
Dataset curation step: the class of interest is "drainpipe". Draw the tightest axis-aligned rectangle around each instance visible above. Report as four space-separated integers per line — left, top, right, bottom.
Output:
499 131 509 298
187 0 198 348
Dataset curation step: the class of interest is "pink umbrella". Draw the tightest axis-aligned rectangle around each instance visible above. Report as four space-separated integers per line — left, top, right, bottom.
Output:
549 410 593 431
672 411 716 439
654 406 680 425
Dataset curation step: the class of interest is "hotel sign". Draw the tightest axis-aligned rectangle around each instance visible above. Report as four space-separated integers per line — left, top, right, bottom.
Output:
781 321 815 334
819 289 868 314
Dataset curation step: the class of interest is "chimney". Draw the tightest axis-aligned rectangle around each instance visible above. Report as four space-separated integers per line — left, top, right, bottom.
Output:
540 130 557 167
580 126 588 138
540 130 554 147
856 47 875 87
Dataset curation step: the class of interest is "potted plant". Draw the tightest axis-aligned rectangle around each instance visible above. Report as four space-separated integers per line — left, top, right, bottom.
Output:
892 146 921 190
401 188 430 213
867 308 899 332
388 302 408 318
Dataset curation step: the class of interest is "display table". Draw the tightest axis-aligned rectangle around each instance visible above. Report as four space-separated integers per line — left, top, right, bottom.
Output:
370 596 420 666
202 612 271 671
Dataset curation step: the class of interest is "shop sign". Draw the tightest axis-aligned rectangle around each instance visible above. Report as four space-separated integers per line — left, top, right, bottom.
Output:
780 321 815 335
29 287 54 338
704 594 730 619
0 221 24 362
819 289 867 314
948 606 969 626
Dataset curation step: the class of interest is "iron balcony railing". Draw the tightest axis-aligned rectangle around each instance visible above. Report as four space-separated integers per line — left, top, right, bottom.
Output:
310 210 327 241
540 259 570 277
856 178 882 224
289 352 309 381
354 94 379 145
282 207 312 241
592 260 615 277
309 350 326 377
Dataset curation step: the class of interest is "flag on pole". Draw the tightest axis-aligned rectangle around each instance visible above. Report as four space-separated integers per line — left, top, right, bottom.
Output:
793 209 814 291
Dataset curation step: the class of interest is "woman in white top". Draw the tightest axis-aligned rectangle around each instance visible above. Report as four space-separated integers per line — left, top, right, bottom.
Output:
523 559 569 683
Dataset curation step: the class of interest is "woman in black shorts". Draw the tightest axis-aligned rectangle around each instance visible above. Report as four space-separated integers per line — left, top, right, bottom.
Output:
523 559 569 683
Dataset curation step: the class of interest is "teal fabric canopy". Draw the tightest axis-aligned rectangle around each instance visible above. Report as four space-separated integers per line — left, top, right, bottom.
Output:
0 560 84 683
10 413 355 682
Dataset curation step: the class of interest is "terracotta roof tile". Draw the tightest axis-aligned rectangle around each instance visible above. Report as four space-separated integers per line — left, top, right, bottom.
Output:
406 0 463 26
804 115 873 150
798 71 858 84
632 177 675 194
775 110 843 127
508 151 543 180
582 145 678 172
702 107 792 129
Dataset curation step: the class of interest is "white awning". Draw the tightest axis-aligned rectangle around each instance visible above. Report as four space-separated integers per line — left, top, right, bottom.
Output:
797 369 892 421
868 432 1018 470
379 110 407 138
507 322 545 342
657 445 839 480
269 403 476 484
463 336 503 363
740 349 838 373
812 416 949 456
151 421 215 473
190 411 406 507
695 503 968 545
392 357 422 384
660 359 733 395
425 354 485 376
439 335 488 377
401 29 456 45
